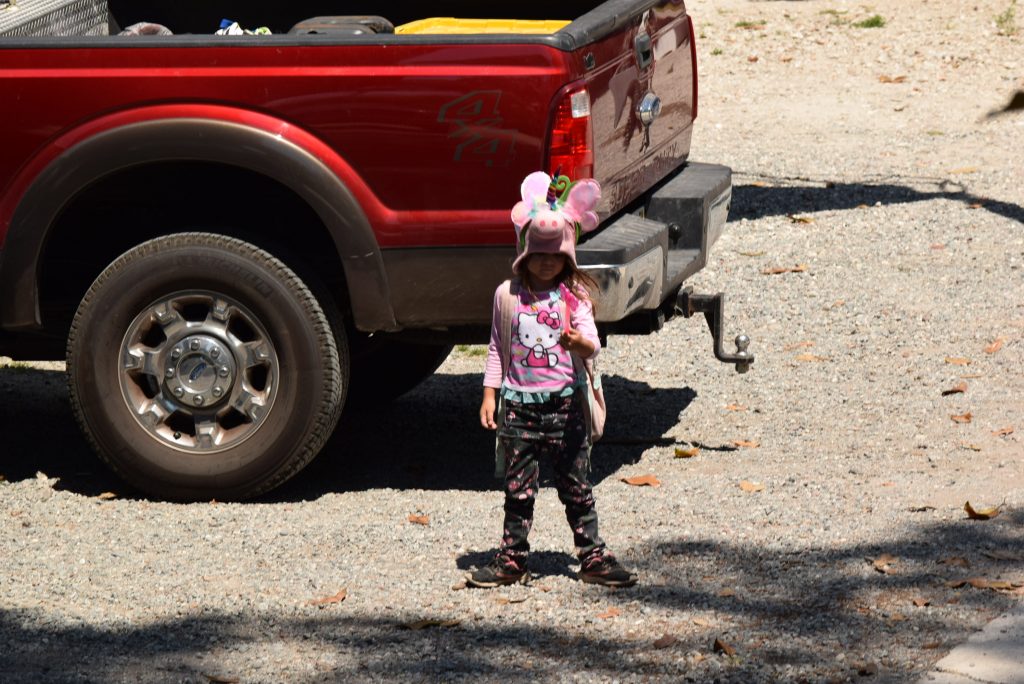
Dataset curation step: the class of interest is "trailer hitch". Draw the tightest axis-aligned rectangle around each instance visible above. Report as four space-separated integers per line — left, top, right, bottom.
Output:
676 287 753 373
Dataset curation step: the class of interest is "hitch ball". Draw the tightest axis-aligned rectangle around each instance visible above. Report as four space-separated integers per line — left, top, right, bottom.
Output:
734 334 751 374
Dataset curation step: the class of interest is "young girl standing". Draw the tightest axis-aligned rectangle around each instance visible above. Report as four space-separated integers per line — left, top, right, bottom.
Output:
469 171 636 589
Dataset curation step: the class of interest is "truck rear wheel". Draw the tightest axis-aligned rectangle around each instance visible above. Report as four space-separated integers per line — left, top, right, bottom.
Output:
67 233 345 500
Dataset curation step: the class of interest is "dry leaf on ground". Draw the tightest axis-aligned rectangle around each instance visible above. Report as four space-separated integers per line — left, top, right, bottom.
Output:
713 638 736 656
947 166 979 175
984 337 1006 354
725 403 747 411
622 475 661 487
495 596 528 605
912 598 931 607
306 588 347 608
870 553 899 574
653 634 678 649
408 514 430 526
950 412 972 424
787 214 814 223
945 357 971 366
784 341 815 351
763 264 809 275
795 352 828 362
739 480 765 493
939 556 971 568
718 587 737 597
941 382 967 396
674 447 700 458
992 426 1015 437
597 607 621 619
879 74 908 83
97 492 117 500
732 440 760 448
964 501 1000 520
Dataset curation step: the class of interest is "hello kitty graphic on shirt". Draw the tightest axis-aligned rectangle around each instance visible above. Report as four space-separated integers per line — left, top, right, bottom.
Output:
516 310 562 368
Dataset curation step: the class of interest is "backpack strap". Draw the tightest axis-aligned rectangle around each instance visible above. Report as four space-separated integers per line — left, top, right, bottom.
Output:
493 278 520 478
497 278 519 378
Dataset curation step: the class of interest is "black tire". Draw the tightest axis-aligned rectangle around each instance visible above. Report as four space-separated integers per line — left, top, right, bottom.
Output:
67 233 345 500
345 337 453 406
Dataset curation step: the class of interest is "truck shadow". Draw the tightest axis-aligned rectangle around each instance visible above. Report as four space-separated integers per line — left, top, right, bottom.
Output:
731 175 1024 225
274 373 697 501
0 367 120 497
0 367 695 501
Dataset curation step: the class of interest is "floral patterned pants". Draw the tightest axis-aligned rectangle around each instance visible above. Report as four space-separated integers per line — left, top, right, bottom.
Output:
496 394 610 569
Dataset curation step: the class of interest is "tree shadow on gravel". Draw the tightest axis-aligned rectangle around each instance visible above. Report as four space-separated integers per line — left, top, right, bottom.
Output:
1 514 1019 683
271 372 696 501
0 367 696 502
731 174 1024 225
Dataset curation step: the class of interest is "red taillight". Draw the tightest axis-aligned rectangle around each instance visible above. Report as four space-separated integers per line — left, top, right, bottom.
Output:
547 86 594 180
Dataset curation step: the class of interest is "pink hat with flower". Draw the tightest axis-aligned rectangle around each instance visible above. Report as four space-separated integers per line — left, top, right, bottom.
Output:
510 169 601 273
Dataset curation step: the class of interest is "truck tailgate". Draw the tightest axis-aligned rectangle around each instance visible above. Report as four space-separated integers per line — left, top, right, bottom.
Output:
570 1 696 215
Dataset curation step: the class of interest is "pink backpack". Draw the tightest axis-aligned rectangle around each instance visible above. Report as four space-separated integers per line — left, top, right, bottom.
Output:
495 279 606 443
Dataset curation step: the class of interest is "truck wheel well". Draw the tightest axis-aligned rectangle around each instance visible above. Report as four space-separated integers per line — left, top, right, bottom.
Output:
39 161 350 354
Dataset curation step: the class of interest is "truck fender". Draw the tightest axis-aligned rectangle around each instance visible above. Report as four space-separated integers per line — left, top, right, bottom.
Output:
0 109 397 333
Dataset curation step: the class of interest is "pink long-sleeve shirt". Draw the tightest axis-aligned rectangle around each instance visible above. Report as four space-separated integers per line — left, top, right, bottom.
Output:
483 282 600 393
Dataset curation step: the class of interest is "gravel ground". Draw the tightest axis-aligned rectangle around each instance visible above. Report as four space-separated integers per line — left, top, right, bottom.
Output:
2 0 1023 682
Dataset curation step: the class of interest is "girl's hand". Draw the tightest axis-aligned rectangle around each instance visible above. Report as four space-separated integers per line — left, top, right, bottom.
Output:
560 327 595 357
480 388 498 430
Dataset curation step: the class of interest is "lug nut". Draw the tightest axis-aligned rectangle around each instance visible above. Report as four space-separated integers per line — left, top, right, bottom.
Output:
172 347 182 359
190 339 201 351
193 395 205 406
219 366 229 377
174 387 184 397
211 347 220 358
212 387 223 397
165 368 175 378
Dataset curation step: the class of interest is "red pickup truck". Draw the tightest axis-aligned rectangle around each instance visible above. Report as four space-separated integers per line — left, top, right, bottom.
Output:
0 0 751 499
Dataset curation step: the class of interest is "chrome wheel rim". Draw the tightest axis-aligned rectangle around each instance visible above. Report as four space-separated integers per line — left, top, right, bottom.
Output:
118 291 279 453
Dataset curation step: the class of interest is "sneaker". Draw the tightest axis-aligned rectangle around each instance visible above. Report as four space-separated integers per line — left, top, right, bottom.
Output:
466 557 528 588
578 557 637 587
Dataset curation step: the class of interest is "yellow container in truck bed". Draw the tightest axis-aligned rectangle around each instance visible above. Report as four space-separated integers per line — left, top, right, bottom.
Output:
395 18 569 35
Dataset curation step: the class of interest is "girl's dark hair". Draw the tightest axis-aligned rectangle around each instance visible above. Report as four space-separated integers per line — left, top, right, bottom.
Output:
513 219 599 310
515 253 599 311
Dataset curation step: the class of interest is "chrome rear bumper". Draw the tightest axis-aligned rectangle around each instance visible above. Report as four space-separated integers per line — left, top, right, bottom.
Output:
577 161 732 322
